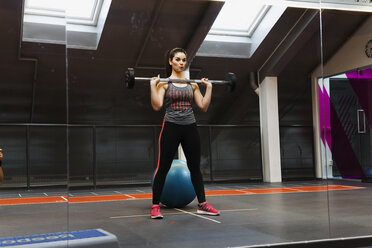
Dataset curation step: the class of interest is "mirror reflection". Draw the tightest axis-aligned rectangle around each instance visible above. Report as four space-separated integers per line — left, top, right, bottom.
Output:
65 0 326 247
318 7 372 238
0 0 68 243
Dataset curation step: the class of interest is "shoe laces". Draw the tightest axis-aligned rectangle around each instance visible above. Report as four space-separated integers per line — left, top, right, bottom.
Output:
201 202 212 210
152 205 160 211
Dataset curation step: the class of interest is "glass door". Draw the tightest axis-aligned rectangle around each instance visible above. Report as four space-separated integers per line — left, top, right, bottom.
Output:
327 68 372 181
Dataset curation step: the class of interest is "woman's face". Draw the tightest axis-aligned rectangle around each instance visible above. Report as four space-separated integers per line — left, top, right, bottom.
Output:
170 52 187 73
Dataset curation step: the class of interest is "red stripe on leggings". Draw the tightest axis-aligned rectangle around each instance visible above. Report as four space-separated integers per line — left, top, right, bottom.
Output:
153 120 165 181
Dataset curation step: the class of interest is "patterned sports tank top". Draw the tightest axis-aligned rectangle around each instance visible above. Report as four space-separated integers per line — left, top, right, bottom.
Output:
163 82 196 125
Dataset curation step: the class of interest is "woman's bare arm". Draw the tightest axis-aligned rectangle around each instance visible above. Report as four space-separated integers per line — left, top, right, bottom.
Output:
150 75 167 111
193 78 212 112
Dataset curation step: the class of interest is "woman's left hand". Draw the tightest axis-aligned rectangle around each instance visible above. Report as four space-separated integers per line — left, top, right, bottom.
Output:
201 78 212 88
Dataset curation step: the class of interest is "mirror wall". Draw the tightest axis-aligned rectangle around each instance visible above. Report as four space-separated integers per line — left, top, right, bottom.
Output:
318 4 372 239
65 0 328 247
0 0 68 242
256 0 332 243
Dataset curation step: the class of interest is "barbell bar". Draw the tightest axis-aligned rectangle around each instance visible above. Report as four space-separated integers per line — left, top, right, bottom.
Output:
125 68 236 92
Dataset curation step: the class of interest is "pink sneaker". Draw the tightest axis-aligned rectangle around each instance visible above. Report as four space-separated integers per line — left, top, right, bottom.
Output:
151 205 163 219
197 202 220 216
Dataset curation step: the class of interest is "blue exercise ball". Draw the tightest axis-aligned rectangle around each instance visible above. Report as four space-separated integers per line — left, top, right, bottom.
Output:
159 160 196 208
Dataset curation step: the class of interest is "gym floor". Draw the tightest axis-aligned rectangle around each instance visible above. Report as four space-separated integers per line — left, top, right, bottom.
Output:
0 180 372 248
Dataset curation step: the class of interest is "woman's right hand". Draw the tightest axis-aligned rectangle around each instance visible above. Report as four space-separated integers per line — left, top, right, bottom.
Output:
150 75 160 87
150 75 166 111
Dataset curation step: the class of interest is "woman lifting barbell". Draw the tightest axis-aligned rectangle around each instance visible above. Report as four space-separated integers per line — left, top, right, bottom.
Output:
150 47 220 219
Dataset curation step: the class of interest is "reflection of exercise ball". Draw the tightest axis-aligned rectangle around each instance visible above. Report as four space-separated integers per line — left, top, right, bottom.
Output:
160 160 196 208
365 168 372 177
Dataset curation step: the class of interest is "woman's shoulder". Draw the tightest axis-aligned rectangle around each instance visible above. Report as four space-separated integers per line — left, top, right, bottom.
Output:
190 82 199 91
158 81 169 90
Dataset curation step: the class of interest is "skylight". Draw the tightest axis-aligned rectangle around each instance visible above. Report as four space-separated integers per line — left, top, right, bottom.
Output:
198 0 372 59
23 0 112 50
25 0 65 17
209 0 270 37
197 0 282 58
25 0 103 26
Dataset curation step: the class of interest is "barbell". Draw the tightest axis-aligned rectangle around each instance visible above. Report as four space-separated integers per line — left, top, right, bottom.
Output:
125 68 236 92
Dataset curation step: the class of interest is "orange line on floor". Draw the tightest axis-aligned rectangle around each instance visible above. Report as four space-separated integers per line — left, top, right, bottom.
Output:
326 185 364 190
68 194 132 203
244 188 300 194
205 190 248 196
0 196 66 206
290 185 364 192
127 193 152 199
0 185 365 206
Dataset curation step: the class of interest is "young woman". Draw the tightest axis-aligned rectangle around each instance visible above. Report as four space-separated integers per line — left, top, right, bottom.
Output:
150 47 220 219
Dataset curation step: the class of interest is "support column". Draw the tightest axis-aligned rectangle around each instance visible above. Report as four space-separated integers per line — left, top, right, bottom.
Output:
178 145 186 162
259 77 282 182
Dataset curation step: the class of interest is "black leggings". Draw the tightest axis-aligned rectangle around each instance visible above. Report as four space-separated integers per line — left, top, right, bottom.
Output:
152 121 206 205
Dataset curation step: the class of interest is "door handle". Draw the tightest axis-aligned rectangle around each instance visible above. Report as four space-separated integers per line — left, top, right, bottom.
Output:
357 109 366 134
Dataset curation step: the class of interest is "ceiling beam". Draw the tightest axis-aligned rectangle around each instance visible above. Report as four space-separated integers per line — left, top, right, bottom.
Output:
186 1 224 65
258 9 319 83
134 0 165 68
